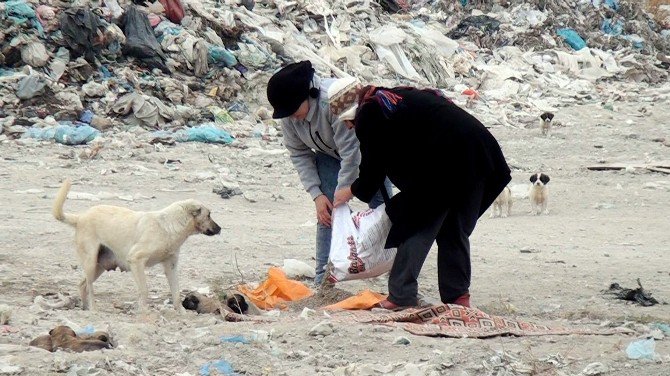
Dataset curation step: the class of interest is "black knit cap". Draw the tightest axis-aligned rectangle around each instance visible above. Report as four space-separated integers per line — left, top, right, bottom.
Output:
267 60 315 119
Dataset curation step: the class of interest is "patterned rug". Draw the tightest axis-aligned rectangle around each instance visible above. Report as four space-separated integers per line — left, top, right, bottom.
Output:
332 304 633 338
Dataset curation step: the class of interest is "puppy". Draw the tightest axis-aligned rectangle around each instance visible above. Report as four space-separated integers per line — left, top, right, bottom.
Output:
182 292 262 315
53 180 221 312
490 186 512 218
529 173 550 215
30 326 112 352
540 112 554 136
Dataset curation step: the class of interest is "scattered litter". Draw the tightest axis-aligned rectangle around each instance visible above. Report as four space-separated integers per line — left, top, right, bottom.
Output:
220 335 249 345
557 28 587 51
625 338 657 360
580 362 608 375
25 124 99 145
199 360 236 376
604 279 661 306
281 259 315 279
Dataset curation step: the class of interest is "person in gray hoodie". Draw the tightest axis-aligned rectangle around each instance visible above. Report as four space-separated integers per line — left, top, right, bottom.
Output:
267 60 391 284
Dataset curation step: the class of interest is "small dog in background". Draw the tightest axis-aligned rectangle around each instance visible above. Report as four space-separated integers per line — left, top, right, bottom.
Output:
490 186 512 218
540 112 554 136
529 173 550 215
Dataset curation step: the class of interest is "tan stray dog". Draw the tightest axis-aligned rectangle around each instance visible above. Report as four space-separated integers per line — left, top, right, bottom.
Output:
30 326 112 352
490 186 512 218
529 173 550 215
52 180 221 312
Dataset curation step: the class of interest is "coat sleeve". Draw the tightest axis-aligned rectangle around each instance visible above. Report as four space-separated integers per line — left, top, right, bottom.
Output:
350 104 386 203
281 120 322 200
328 108 361 191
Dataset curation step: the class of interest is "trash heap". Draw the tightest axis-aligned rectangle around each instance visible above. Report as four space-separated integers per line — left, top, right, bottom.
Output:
0 0 669 145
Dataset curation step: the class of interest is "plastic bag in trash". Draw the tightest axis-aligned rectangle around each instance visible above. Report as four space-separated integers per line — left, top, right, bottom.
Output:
625 338 656 360
556 28 587 50
209 106 234 124
59 8 103 64
174 125 234 144
208 46 238 67
25 126 56 140
447 15 501 39
26 123 98 145
281 259 315 279
158 0 185 24
199 359 236 376
327 204 397 283
54 123 100 145
5 0 44 35
121 6 169 73
378 0 409 13
16 73 47 100
601 19 623 36
21 42 49 68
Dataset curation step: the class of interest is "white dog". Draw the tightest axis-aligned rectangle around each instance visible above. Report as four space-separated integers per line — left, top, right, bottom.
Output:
52 180 221 312
529 173 550 215
490 186 512 218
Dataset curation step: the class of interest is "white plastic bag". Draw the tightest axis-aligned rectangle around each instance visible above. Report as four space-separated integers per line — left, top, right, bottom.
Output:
327 204 396 282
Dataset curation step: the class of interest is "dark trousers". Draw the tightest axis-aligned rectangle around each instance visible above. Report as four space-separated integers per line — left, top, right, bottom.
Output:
387 181 485 306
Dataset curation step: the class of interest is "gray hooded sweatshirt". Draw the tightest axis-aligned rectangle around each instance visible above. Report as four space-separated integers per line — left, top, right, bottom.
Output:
280 75 361 200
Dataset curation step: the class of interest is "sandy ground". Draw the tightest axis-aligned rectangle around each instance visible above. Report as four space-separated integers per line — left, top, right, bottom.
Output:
0 100 669 375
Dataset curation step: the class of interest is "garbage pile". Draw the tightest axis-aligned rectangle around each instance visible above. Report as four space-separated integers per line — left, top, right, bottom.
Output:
0 0 669 143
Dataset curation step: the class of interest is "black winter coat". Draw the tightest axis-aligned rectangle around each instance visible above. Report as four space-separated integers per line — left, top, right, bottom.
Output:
350 88 511 248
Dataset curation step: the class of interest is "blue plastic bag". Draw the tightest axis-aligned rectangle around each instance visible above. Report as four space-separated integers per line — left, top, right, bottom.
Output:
624 34 644 49
556 28 587 50
626 338 656 360
601 19 623 36
54 123 100 145
208 46 238 67
177 125 235 144
604 0 619 11
5 0 44 35
77 325 95 336
220 335 249 344
25 126 57 141
199 360 236 376
651 323 670 335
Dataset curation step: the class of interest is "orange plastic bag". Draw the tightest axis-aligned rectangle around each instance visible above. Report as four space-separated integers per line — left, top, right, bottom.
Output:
324 290 385 310
238 267 313 310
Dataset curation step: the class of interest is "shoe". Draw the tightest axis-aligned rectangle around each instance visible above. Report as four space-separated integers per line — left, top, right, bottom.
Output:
450 293 471 308
377 299 416 311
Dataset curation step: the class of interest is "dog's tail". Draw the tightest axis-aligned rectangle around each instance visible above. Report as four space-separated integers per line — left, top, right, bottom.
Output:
53 179 78 226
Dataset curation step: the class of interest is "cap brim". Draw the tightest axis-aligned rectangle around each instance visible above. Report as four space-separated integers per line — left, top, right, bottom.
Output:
272 105 299 119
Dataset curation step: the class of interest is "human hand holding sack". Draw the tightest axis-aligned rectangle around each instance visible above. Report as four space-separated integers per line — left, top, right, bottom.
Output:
327 204 397 282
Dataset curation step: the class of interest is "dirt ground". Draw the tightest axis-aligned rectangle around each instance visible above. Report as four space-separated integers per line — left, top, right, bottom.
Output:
0 100 669 375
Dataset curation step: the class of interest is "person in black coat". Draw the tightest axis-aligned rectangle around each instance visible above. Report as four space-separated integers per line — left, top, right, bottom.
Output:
334 86 511 309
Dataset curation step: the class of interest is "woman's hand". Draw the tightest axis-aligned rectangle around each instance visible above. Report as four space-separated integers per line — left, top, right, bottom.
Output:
333 187 353 207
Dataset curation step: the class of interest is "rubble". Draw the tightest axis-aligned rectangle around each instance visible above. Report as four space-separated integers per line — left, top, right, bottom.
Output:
0 0 666 140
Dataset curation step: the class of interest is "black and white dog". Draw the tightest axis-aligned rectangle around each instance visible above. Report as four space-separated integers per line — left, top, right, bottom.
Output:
529 173 550 215
540 112 554 136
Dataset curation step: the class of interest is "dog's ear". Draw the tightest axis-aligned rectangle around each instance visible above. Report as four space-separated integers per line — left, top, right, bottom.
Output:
188 206 202 217
530 174 537 183
540 174 550 184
